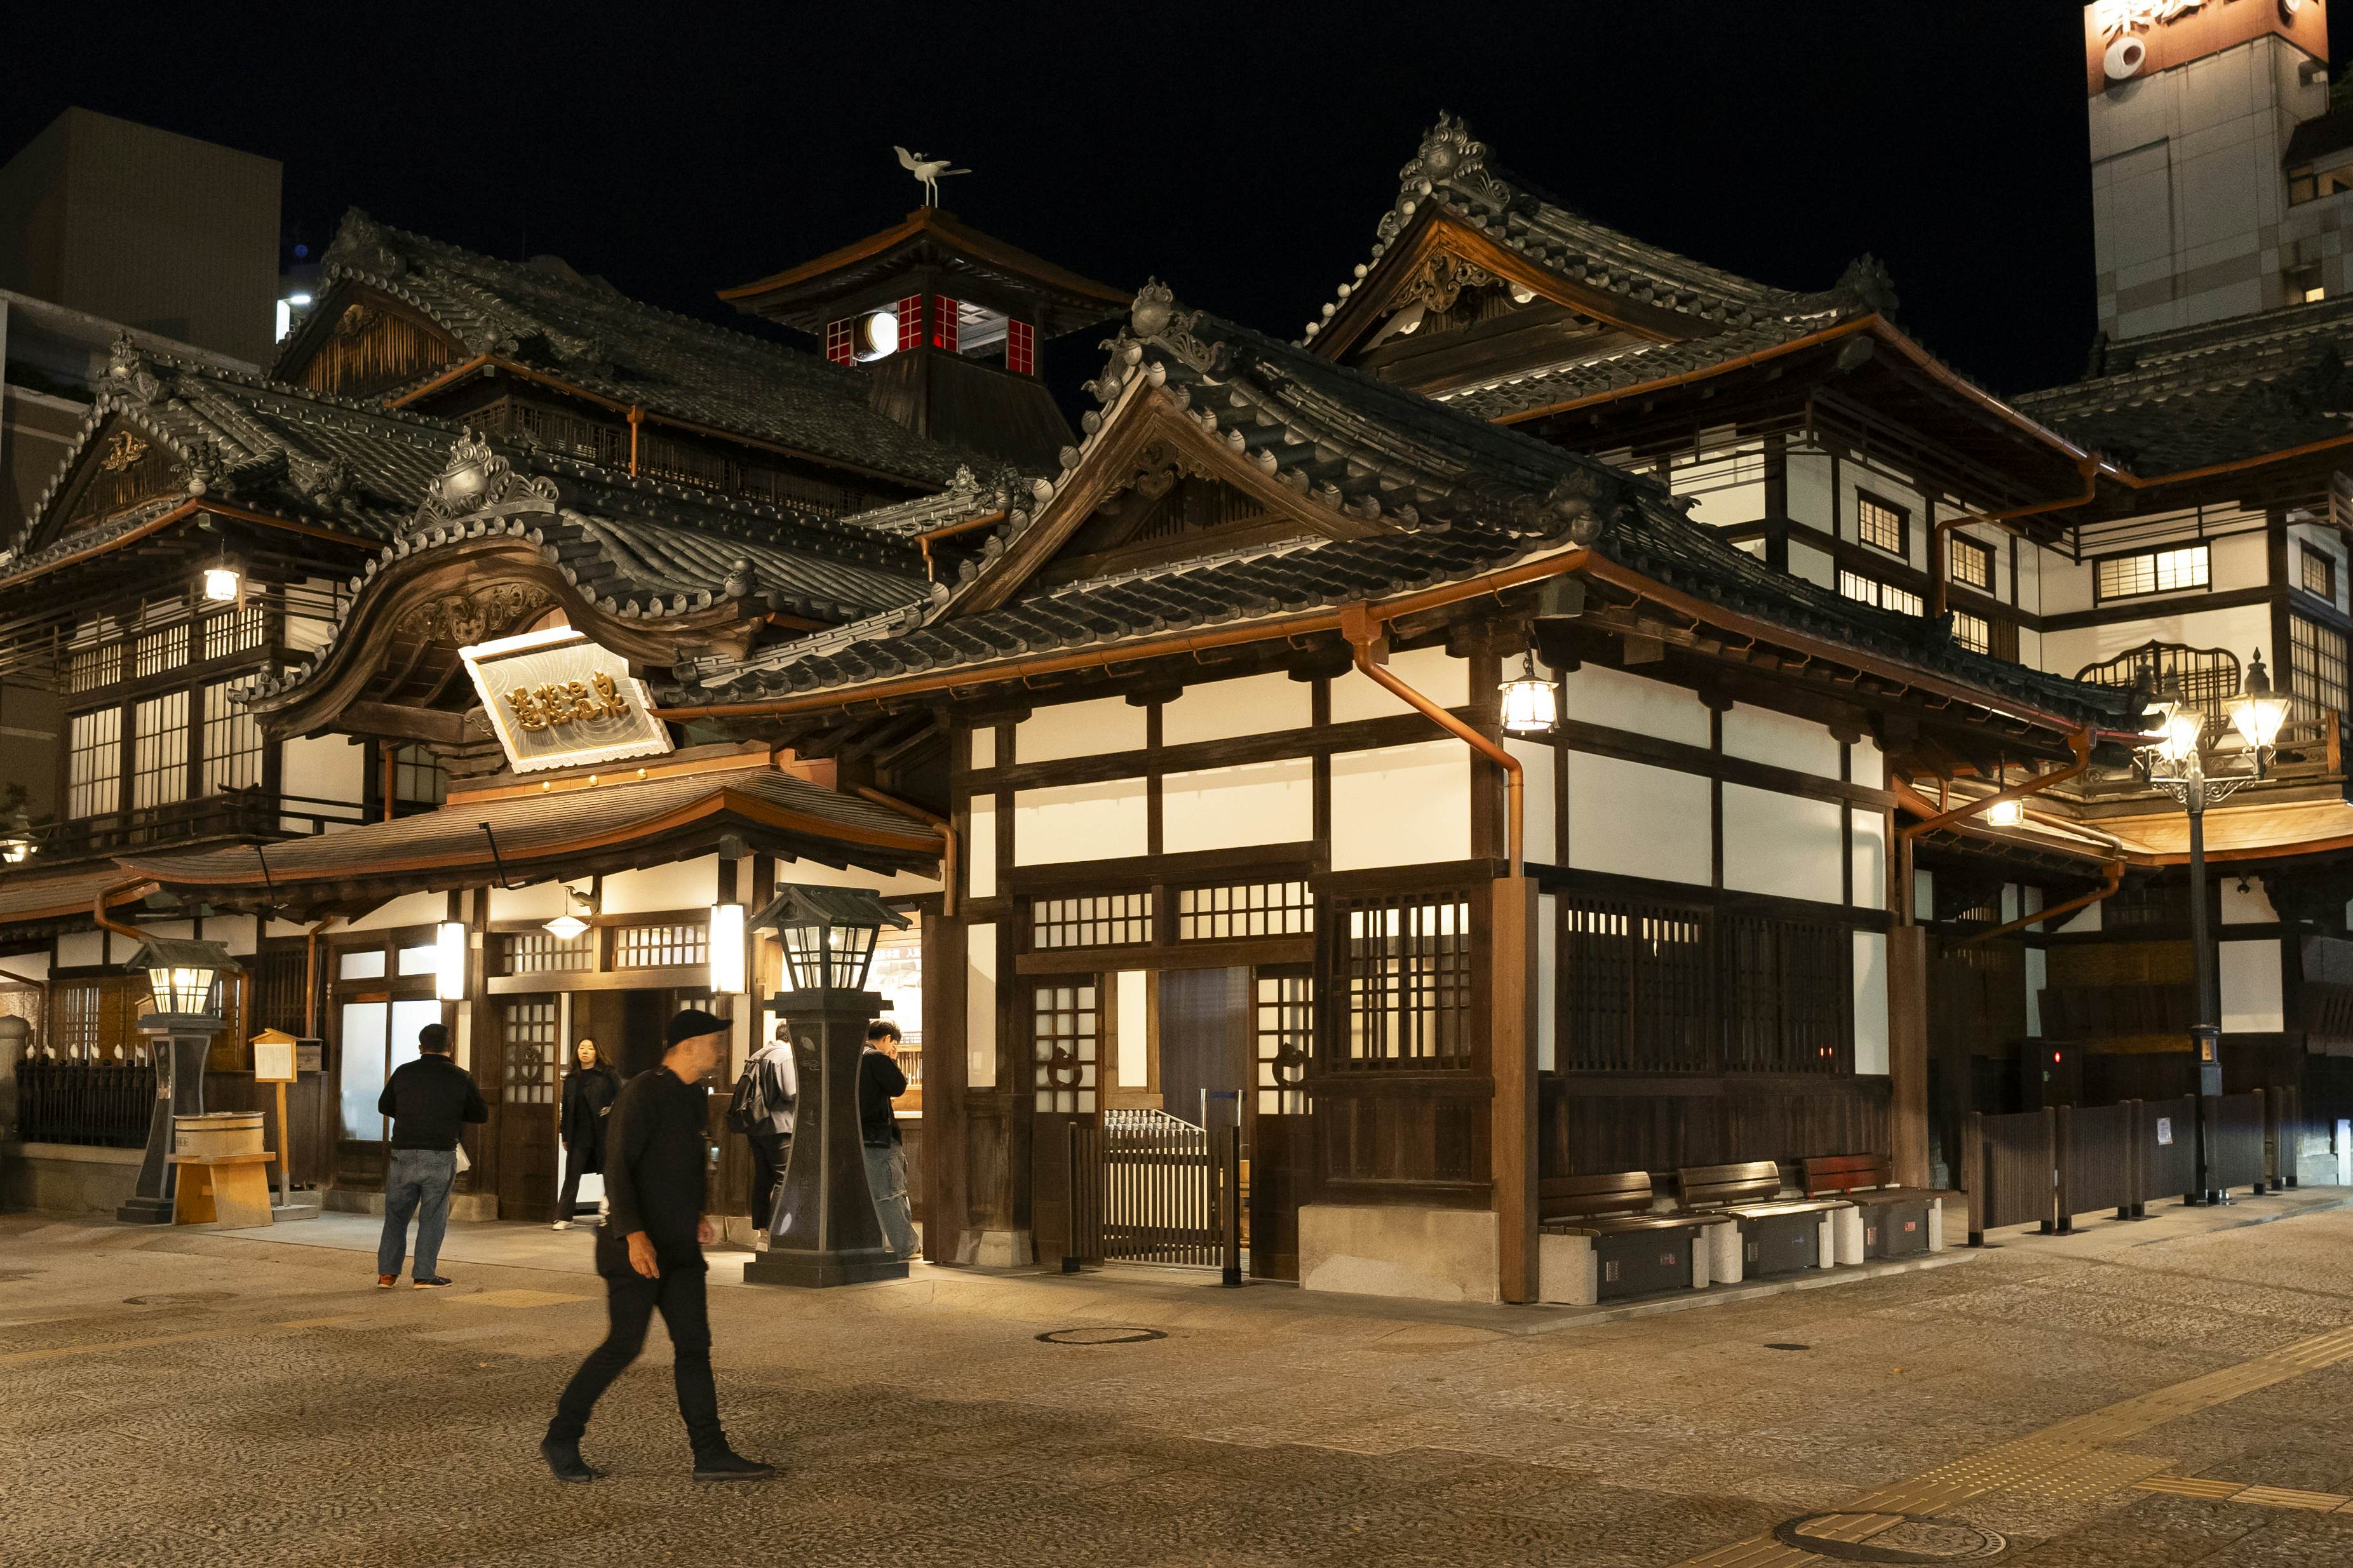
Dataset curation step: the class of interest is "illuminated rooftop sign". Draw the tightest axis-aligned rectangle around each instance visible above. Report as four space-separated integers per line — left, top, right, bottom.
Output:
459 626 675 775
2086 0 2327 93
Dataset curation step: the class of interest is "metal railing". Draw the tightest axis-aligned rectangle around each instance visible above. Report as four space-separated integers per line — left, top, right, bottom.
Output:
8 789 368 866
17 1055 156 1147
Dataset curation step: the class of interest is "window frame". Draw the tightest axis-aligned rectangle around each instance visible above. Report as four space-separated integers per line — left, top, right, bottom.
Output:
1854 491 1908 560
2300 546 2337 604
1948 535 1995 594
2092 544 2211 603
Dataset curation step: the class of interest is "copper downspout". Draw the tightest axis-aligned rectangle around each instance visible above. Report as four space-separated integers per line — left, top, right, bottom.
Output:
1954 862 2124 949
1889 777 2129 857
627 406 643 478
1900 730 2096 840
1931 457 2103 618
1339 603 1526 875
854 786 957 917
92 879 145 941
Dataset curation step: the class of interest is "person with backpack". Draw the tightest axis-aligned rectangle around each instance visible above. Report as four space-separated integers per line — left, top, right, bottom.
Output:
729 1021 799 1242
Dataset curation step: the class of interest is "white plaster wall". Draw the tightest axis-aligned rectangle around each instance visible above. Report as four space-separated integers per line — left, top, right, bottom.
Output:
2041 601 2272 683
1559 662 1709 747
2052 899 2102 935
1851 808 1888 911
1722 786 1843 906
0 951 51 986
1852 744 1887 790
1016 695 1146 764
342 890 450 934
2222 876 2280 924
1853 930 1889 1076
602 855 717 916
766 859 939 898
1329 742 1469 872
487 881 569 923
1163 670 1312 746
969 727 995 770
2221 938 2284 1031
1329 645 1467 725
1114 969 1148 1091
281 734 364 815
1788 539 1837 591
210 913 259 958
2037 521 2263 620
1161 757 1314 854
967 798 997 899
55 931 104 968
1565 752 1709 885
1506 736 1557 866
1013 777 1149 865
966 922 997 1090
1535 890 1557 1073
1722 703 1842 778
1785 446 1834 531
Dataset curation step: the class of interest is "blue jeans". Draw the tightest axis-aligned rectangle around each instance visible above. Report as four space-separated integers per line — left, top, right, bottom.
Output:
864 1142 916 1258
377 1149 457 1278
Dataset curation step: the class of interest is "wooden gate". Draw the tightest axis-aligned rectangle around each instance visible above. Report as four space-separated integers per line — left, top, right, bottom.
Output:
493 995 561 1222
1102 1107 1225 1266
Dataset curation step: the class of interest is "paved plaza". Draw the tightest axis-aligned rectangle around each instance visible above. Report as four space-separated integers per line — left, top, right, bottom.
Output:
6 1196 2353 1566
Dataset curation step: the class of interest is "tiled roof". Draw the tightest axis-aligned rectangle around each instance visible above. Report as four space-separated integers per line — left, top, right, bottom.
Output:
2015 297 2353 475
1435 315 1841 422
677 286 2141 735
1302 114 1889 347
281 210 983 486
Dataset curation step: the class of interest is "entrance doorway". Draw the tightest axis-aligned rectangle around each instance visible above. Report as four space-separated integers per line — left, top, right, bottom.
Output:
336 993 445 1191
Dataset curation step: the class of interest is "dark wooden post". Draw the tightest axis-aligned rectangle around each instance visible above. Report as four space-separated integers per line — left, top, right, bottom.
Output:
1221 1125 1243 1289
2038 1106 2058 1235
2251 1087 2269 1195
2124 1098 2143 1221
2284 1083 2302 1189
1962 1109 1985 1247
1887 925 1932 1189
2055 1104 2075 1235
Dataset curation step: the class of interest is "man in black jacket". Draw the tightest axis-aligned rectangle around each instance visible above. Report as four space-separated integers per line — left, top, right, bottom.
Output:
374 1022 487 1290
542 1008 773 1484
860 1021 917 1260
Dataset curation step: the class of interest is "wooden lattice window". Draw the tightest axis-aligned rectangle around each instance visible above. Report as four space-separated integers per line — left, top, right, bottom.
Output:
48 977 149 1062
1178 881 1312 941
1950 535 1994 592
1031 981 1098 1114
2303 547 2337 602
66 621 120 694
1254 970 1312 1115
201 601 269 661
932 295 960 351
134 621 187 680
1720 914 1851 1073
1856 493 1906 556
2096 545 2209 601
1006 319 1035 375
1839 570 1923 618
2291 614 2349 722
201 679 264 794
1952 611 1992 656
501 1000 559 1105
67 707 121 820
1558 895 1714 1073
896 294 924 354
1335 891 1473 1069
393 744 447 807
1031 894 1152 951
499 930 595 975
825 318 854 365
130 691 189 810
614 922 708 968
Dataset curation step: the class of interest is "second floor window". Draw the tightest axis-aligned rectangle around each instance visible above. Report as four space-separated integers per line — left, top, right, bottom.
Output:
1950 536 1994 593
2291 614 2349 721
1857 493 1906 557
2096 544 2209 601
67 709 121 820
1952 611 1992 655
2302 547 2337 602
1840 570 1924 618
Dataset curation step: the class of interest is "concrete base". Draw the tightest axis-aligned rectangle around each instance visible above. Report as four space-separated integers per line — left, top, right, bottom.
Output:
321 1186 499 1223
954 1229 1034 1268
1707 1220 1744 1285
743 1248 908 1288
1831 1207 1866 1266
271 1196 323 1223
1298 1203 1500 1305
1 1140 143 1217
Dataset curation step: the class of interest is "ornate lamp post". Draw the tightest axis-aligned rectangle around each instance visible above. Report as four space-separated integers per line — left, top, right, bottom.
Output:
116 937 241 1225
742 885 910 1288
2138 652 2291 1205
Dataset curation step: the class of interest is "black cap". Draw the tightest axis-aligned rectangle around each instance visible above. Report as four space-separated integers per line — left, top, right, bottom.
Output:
666 1008 729 1048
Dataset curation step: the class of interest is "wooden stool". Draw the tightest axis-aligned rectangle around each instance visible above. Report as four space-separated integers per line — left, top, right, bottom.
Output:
169 1151 277 1229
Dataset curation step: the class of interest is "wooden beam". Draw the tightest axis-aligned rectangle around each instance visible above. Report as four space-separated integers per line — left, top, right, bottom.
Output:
338 701 471 746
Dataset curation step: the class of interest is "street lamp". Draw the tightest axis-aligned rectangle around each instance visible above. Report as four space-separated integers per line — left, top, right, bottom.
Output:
116 936 242 1225
2137 652 2285 1205
743 884 910 1289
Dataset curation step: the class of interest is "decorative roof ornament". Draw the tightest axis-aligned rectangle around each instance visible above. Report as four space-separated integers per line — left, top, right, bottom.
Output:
1387 112 1512 235
1123 279 1220 372
894 145 970 206
1833 254 1900 321
104 333 170 405
321 208 406 281
417 427 558 526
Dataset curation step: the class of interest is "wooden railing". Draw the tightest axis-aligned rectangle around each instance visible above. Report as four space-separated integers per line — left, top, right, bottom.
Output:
17 1055 156 1146
14 789 368 866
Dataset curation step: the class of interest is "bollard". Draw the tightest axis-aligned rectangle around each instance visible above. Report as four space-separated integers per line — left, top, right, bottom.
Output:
1221 1125 1242 1289
1963 1109 1986 1248
1062 1120 1084 1275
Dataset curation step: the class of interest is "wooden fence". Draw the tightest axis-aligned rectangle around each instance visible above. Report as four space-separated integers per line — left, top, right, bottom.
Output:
18 1056 156 1147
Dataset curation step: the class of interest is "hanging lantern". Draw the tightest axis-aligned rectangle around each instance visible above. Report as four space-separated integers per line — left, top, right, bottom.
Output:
2227 649 2291 756
750 883 910 995
543 883 593 941
1497 652 1559 736
128 936 241 1021
708 902 747 995
1985 797 2024 829
201 564 242 603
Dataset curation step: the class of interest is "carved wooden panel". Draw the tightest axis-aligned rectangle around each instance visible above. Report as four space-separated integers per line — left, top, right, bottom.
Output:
297 298 459 399
58 428 181 535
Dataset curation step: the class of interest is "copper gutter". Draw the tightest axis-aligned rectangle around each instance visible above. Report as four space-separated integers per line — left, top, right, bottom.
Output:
92 878 146 941
1339 603 1527 876
915 509 1010 582
855 786 957 916
1899 731 2096 840
1954 862 2124 948
1932 457 2101 617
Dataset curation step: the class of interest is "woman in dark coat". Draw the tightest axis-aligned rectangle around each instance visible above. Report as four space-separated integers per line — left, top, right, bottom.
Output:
554 1038 620 1230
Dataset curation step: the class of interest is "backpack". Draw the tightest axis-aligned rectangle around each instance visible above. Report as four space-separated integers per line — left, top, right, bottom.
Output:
725 1058 767 1136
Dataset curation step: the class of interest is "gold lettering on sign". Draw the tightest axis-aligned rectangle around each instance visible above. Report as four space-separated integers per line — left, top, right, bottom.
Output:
502 671 631 733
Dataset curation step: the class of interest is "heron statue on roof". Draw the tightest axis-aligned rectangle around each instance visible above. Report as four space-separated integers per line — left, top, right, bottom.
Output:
895 146 969 206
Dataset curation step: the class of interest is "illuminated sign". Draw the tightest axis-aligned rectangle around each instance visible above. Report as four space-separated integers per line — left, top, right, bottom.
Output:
459 625 675 775
2086 0 2326 92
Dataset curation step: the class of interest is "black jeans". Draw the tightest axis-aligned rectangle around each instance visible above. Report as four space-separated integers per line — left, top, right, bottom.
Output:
556 1141 597 1218
748 1132 791 1232
548 1266 726 1459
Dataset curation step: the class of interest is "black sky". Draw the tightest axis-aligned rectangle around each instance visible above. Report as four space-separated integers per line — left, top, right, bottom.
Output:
9 3 2338 398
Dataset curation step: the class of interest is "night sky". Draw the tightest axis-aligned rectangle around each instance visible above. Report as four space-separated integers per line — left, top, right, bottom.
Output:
10 4 2344 399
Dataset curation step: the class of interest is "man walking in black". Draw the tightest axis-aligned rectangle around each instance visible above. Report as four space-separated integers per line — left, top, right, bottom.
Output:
542 1008 772 1484
374 1022 487 1290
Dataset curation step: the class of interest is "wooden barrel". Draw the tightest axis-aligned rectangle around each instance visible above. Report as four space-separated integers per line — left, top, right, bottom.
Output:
173 1111 266 1158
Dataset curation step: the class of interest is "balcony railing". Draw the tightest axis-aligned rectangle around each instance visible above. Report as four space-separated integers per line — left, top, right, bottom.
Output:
9 790 369 868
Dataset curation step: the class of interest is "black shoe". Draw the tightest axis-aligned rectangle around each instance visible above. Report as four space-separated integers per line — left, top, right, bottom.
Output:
692 1450 775 1483
413 1276 452 1290
541 1438 600 1484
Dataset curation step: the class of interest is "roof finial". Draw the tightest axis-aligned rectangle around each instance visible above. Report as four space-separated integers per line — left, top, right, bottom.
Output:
895 146 971 206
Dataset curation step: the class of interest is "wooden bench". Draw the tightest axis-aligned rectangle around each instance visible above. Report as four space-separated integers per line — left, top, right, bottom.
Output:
1801 1154 1953 1261
1676 1160 1848 1281
1535 1172 1729 1305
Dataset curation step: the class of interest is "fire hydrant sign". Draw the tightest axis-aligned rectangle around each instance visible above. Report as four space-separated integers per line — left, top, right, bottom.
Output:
460 626 675 774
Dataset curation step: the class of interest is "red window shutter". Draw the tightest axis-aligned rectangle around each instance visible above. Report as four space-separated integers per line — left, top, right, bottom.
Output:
897 294 923 354
825 319 853 365
1006 319 1035 376
933 295 960 351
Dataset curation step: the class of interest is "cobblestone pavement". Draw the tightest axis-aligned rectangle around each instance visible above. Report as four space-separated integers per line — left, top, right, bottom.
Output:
6 1194 2353 1567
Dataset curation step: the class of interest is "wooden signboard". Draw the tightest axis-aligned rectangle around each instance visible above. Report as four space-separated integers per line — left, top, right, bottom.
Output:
250 1029 302 1207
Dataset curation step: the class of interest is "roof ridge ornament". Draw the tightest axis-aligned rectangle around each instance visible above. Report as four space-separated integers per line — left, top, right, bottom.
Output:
417 427 558 528
1833 253 1901 321
1123 279 1221 373
895 145 971 206
1387 112 1511 236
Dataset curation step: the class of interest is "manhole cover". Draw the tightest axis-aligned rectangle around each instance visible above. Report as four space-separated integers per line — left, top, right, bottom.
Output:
1035 1326 1167 1346
1775 1512 2006 1562
121 1291 235 1306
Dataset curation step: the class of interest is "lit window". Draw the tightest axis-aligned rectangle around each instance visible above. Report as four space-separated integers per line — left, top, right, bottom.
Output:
932 295 960 352
1950 536 1994 593
67 708 122 820
2302 547 2336 602
1952 612 1991 655
896 294 923 355
2291 614 2349 720
201 680 263 794
1840 571 1922 617
2096 545 2209 601
1857 494 1906 556
1006 318 1035 376
825 319 854 365
131 692 189 810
